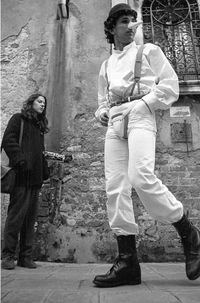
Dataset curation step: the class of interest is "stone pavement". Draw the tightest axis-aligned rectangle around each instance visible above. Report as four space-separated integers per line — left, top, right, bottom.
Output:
1 262 200 303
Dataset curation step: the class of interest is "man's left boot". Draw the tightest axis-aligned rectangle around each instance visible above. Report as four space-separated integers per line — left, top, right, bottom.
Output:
93 235 141 287
173 214 200 280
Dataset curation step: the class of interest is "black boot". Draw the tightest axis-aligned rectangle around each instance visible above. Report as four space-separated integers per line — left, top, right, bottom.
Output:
173 214 200 280
93 235 141 287
17 257 37 269
1 255 15 270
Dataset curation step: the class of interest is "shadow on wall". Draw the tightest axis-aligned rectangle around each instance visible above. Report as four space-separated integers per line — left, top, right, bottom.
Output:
46 1 75 152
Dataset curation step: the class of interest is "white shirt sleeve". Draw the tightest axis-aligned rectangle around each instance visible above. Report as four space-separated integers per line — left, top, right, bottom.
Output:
142 44 179 111
95 60 109 121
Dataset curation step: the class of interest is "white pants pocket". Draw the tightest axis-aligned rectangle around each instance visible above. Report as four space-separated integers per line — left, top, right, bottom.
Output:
111 112 129 139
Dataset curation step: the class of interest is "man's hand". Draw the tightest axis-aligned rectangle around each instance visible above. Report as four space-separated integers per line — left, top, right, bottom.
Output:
100 112 109 126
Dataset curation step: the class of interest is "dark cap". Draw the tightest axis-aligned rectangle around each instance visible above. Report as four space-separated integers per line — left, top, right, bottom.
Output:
108 3 135 18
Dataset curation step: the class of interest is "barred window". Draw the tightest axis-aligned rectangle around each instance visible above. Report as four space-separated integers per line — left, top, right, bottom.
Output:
142 0 200 81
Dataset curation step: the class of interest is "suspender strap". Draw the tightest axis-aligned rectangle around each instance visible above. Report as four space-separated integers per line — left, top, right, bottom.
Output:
130 44 144 95
105 44 144 107
105 44 144 98
134 44 144 81
104 59 109 92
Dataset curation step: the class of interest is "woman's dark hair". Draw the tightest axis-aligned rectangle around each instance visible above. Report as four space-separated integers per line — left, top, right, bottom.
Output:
104 10 137 44
21 93 49 133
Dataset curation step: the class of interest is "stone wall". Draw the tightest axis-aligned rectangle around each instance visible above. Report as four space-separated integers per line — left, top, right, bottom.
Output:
32 96 200 263
1 0 200 263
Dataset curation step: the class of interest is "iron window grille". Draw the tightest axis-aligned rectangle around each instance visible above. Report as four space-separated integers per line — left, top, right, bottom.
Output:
142 0 200 81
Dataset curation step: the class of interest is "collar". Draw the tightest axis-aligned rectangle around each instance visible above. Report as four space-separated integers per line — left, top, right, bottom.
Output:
113 41 137 54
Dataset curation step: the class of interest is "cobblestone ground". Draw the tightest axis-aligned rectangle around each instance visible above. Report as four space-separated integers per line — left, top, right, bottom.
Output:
1 262 200 303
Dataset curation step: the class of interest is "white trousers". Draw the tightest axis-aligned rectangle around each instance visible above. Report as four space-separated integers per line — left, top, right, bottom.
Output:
105 101 183 235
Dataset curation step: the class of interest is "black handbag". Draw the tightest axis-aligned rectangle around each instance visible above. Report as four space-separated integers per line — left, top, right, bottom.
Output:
1 164 16 194
1 119 24 194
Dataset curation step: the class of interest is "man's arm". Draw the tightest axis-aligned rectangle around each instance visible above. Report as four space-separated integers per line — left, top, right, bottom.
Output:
95 60 109 126
142 43 179 111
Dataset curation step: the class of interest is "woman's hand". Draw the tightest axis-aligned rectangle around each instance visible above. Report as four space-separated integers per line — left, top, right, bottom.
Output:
16 160 28 174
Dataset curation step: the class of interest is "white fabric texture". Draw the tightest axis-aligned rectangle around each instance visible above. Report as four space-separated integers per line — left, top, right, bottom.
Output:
97 42 183 235
95 42 179 121
105 114 183 235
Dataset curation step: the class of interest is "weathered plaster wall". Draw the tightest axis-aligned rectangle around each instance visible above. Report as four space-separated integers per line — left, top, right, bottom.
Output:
1 0 55 130
1 0 111 263
1 0 200 263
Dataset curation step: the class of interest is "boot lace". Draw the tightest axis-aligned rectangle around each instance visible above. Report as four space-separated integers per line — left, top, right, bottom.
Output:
107 256 121 274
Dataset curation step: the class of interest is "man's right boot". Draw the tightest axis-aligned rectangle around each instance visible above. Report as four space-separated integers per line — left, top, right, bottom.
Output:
93 235 141 287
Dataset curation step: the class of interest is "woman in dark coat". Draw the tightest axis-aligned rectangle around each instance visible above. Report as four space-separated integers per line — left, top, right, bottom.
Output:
1 93 49 270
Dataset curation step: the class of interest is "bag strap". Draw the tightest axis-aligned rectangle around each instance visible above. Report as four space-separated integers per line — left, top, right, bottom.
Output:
1 118 24 166
1 118 24 152
19 119 24 146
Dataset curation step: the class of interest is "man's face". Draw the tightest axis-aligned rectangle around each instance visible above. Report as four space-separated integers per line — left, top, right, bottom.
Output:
112 14 137 49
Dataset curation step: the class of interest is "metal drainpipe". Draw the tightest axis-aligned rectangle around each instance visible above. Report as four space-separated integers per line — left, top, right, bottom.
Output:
131 0 144 45
57 0 69 20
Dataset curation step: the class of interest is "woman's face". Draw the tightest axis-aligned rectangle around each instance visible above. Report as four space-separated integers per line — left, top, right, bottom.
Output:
32 96 46 114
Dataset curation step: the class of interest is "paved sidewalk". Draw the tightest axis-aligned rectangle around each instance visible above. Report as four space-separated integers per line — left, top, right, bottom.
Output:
1 262 200 303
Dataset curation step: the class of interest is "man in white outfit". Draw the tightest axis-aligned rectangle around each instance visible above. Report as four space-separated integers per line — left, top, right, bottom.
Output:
93 3 200 287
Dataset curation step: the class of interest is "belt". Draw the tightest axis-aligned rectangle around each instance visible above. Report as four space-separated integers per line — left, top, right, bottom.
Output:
109 93 146 108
